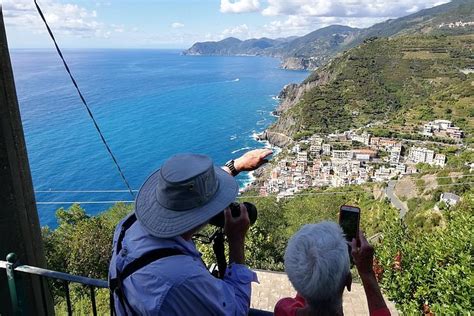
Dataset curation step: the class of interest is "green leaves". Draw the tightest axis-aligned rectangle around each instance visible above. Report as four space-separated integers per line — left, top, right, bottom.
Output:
42 203 133 310
376 192 473 313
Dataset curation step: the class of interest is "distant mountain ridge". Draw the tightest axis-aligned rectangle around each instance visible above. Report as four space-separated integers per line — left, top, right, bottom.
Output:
183 36 293 57
184 0 474 70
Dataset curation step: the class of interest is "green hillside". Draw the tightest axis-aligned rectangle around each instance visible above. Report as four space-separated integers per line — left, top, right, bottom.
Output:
270 34 474 144
360 0 474 38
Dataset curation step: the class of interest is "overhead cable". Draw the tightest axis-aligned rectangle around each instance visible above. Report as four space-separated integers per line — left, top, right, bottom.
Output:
35 181 474 204
33 174 474 194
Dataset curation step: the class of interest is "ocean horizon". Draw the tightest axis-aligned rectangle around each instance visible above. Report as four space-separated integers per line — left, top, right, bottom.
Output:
11 49 308 228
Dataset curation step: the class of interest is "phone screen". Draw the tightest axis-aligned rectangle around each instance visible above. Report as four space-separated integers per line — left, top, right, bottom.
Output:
339 206 360 242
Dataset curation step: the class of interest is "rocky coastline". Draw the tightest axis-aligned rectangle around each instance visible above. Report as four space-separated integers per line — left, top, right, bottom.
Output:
280 57 319 71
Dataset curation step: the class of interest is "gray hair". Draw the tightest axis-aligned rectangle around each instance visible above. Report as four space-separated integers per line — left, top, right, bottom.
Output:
284 221 350 309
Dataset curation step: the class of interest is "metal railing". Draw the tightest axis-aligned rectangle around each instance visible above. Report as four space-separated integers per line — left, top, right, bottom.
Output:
1 253 273 316
1 253 108 316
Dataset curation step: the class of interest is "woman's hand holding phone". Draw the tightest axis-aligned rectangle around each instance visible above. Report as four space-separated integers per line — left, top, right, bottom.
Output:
351 230 374 276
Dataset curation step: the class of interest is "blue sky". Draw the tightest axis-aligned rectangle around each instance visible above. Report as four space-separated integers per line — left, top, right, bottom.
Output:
4 0 449 49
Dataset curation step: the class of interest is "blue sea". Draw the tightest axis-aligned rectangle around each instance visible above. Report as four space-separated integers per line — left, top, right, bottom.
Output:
11 49 308 228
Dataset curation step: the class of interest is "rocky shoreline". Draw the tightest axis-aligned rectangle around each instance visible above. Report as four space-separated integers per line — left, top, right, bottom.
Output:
255 130 293 148
280 57 318 71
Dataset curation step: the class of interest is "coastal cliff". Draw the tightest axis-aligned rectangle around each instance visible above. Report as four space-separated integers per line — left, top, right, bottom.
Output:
264 66 334 145
258 130 294 148
280 57 319 71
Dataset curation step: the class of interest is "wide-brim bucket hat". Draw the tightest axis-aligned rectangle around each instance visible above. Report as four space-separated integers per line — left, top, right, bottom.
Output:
135 153 238 238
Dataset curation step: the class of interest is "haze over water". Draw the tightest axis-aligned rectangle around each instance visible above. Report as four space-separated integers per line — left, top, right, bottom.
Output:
11 49 308 228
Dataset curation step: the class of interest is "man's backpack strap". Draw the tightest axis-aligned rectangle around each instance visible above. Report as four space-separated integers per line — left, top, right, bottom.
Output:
110 248 184 315
116 213 137 254
110 213 184 315
120 248 184 280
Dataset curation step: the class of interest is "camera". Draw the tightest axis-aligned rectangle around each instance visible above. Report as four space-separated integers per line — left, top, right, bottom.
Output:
209 202 258 228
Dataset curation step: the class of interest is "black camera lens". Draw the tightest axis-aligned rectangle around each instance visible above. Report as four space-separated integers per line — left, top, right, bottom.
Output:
209 202 257 228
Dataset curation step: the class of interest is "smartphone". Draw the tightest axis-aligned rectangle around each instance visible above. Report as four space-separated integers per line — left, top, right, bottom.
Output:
339 205 361 243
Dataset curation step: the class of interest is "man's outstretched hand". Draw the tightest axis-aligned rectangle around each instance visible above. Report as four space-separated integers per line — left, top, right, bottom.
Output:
234 149 273 173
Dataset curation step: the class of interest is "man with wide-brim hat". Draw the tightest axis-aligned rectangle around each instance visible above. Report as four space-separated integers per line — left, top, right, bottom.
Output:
109 149 272 315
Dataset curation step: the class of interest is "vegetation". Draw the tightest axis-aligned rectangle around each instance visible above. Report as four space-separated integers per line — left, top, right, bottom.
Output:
42 203 132 315
376 192 473 314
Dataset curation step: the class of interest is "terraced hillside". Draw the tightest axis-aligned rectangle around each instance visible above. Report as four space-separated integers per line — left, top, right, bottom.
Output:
269 34 474 144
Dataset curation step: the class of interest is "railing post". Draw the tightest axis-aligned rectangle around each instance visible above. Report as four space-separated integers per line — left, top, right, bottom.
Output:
90 286 97 316
6 253 20 315
64 282 73 316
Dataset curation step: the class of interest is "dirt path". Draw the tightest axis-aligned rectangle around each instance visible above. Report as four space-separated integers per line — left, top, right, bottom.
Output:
394 176 416 200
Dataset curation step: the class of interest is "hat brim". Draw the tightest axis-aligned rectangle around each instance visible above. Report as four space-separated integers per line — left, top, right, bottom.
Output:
135 166 239 238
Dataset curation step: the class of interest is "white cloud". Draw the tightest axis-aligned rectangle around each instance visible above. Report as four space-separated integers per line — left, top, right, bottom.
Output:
111 24 125 33
220 0 260 13
221 24 251 39
243 0 451 39
141 31 212 47
261 0 450 18
95 1 111 7
216 0 451 41
406 5 420 14
261 15 389 38
3 0 113 38
171 22 185 29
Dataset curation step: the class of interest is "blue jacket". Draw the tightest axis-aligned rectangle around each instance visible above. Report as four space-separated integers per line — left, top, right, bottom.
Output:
109 214 258 315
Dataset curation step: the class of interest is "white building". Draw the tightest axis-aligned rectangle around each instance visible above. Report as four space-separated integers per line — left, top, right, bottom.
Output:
426 151 434 164
374 166 393 182
422 123 434 136
311 136 324 145
292 144 301 153
420 119 463 140
331 176 349 187
309 144 321 157
322 144 331 155
440 192 461 207
396 163 407 174
434 154 446 167
390 147 401 165
434 119 453 129
408 147 435 164
332 150 353 160
352 132 371 146
297 151 308 162
445 126 463 140
278 159 289 169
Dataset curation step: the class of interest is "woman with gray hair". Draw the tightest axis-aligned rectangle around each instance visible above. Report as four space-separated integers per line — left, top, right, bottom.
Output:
275 221 390 316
